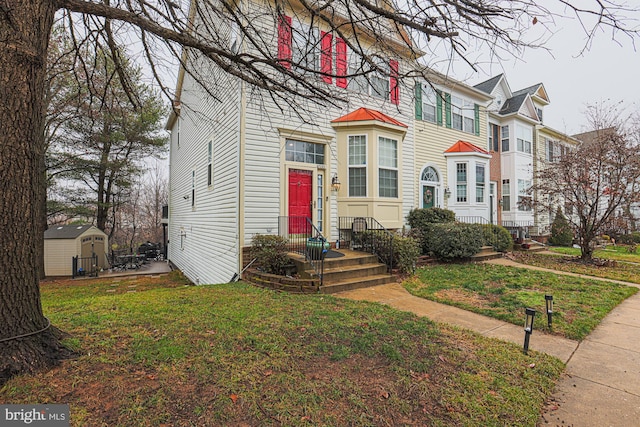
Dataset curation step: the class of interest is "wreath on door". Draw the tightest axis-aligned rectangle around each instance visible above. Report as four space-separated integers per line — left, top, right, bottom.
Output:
423 187 433 204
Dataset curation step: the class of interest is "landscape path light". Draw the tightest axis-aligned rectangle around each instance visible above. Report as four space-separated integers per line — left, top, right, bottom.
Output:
545 294 554 330
523 307 536 355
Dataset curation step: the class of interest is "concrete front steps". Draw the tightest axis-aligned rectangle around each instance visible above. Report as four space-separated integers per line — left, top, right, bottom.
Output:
516 239 547 252
290 249 397 294
470 245 503 261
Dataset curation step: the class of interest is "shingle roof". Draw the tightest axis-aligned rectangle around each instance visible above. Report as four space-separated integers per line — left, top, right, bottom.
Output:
473 74 504 94
513 84 542 97
499 92 528 115
444 140 490 155
331 107 408 128
44 224 101 240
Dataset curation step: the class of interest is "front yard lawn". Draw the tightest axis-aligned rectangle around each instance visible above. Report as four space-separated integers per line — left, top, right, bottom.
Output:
0 273 565 426
515 251 640 284
549 245 640 263
405 263 638 341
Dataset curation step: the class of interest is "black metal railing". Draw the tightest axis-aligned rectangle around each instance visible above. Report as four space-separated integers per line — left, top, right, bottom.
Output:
72 255 98 278
501 220 533 244
278 216 326 285
337 217 394 273
456 216 499 250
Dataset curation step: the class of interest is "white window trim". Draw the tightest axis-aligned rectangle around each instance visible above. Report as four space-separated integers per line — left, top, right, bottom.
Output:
348 134 367 197
455 162 468 203
378 136 398 198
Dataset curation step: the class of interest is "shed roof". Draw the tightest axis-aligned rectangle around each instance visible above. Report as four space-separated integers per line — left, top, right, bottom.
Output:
44 224 104 240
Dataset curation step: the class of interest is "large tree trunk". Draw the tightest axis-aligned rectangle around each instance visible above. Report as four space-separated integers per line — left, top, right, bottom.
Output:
0 0 71 385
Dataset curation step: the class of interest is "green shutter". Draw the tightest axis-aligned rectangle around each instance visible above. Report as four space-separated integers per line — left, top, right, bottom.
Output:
474 104 480 136
414 83 422 120
444 92 452 128
436 89 443 126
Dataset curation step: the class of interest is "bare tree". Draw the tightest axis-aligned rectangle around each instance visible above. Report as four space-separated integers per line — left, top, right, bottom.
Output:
2 0 640 385
533 104 640 261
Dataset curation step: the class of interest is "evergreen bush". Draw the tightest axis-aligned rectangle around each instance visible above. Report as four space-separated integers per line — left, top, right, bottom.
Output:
406 208 456 254
429 223 483 260
549 207 573 246
480 224 513 252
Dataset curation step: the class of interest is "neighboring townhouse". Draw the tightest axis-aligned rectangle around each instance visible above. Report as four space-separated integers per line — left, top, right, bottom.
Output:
535 126 580 234
166 0 417 284
473 74 579 238
412 72 494 221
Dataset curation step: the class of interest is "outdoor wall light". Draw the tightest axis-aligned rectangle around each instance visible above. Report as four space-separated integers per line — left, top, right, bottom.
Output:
523 307 536 355
545 295 554 329
444 187 451 198
331 175 341 192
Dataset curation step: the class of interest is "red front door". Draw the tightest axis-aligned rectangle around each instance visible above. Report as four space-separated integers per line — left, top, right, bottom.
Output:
288 169 313 234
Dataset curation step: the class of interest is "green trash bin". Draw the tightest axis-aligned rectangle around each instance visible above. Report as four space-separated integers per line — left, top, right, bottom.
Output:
306 238 330 260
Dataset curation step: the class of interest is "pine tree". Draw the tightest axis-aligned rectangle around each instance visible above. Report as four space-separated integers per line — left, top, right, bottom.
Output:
549 207 574 246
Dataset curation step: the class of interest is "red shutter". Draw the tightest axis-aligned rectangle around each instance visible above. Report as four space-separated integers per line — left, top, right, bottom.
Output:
390 59 399 105
320 31 333 83
335 37 347 88
277 15 292 69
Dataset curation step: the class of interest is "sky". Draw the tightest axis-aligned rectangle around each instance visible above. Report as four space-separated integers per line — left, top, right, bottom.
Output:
429 4 640 136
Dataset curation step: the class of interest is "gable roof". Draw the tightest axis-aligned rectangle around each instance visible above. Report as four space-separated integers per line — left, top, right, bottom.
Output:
44 224 103 240
331 107 408 128
444 140 490 155
499 92 529 115
473 74 504 94
513 83 550 105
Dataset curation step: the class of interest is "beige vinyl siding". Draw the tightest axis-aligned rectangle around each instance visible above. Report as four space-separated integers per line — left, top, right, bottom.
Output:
413 111 487 209
44 240 77 276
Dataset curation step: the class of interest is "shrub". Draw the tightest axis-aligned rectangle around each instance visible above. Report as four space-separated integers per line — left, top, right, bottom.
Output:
549 207 573 246
406 208 456 254
360 230 420 274
429 223 483 260
407 207 456 229
392 235 421 274
480 224 513 252
251 234 290 275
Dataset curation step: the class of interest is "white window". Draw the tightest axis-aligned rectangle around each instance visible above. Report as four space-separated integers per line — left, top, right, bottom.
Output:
378 136 398 198
476 163 485 203
370 60 390 100
456 163 467 203
502 179 511 211
451 96 475 133
229 19 240 53
191 170 195 208
518 179 532 211
516 125 532 154
292 20 319 73
546 138 562 162
285 139 325 165
348 135 367 197
422 84 437 123
501 125 510 152
348 51 392 100
207 141 213 187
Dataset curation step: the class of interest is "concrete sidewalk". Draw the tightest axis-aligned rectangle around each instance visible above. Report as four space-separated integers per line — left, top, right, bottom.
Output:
336 258 640 427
